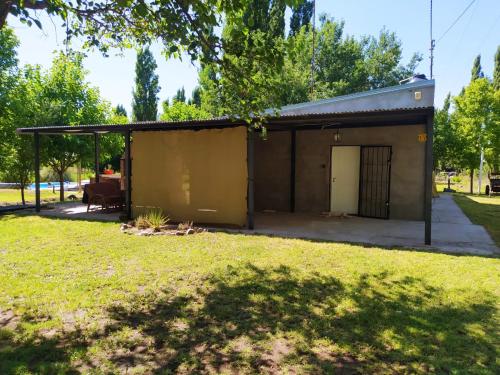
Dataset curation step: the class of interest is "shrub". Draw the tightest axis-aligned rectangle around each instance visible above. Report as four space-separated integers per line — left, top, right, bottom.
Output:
136 209 169 231
178 221 193 231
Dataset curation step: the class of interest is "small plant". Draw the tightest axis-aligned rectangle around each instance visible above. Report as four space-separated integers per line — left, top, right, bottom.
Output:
135 214 150 230
178 221 193 231
135 209 169 231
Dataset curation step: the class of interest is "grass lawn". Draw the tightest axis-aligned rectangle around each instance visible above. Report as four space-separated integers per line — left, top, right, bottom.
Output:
0 215 499 374
453 194 500 247
0 189 81 206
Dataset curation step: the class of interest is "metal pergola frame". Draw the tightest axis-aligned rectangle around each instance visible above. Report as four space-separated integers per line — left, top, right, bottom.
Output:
18 107 434 244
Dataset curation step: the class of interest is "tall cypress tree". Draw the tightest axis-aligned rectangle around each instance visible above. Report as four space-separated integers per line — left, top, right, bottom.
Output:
114 104 127 117
471 54 484 81
494 46 500 91
269 0 286 38
289 0 314 36
173 87 186 103
132 46 160 121
189 86 202 107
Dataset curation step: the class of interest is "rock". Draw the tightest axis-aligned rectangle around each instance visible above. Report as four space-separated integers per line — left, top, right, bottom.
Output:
175 230 185 236
139 228 155 236
186 228 195 235
120 223 129 231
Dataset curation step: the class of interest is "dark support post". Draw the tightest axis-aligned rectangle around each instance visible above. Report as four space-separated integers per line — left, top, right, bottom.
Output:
247 130 255 229
124 130 132 220
290 130 296 212
94 133 100 183
424 111 434 245
34 132 40 212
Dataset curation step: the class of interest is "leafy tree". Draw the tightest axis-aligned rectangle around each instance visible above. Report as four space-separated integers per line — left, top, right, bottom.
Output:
2 0 298 122
199 0 288 122
40 52 111 201
0 66 41 205
494 46 500 91
0 27 19 168
471 55 484 81
433 93 459 170
188 86 202 107
453 78 498 193
269 0 286 39
114 104 127 118
276 17 421 105
289 0 314 36
362 28 422 89
160 101 210 122
132 46 159 121
173 87 186 103
199 64 221 116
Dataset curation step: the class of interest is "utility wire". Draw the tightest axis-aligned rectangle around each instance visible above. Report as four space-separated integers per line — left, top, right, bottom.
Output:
436 0 477 43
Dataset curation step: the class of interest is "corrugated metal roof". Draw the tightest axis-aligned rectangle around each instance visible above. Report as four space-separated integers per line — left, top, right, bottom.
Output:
17 107 433 134
17 81 435 134
275 80 435 116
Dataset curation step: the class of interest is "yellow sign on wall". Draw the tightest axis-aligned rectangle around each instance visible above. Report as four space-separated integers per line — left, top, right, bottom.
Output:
418 133 427 143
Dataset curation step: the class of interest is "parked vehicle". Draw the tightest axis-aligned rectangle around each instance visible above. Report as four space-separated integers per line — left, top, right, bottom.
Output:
485 172 500 196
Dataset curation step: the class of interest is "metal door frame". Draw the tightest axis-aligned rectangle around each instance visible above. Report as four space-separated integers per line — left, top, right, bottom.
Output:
357 145 392 219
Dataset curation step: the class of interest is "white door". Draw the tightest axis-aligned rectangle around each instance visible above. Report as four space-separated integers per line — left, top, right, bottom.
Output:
330 146 360 214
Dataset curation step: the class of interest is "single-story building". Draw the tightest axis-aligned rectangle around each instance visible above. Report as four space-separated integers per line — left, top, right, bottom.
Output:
17 78 435 243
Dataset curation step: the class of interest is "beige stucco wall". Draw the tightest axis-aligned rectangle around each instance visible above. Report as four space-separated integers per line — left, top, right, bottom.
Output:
254 125 426 220
131 127 248 226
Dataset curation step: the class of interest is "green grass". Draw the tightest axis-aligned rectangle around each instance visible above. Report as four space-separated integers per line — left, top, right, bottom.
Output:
0 189 82 206
453 194 500 247
0 215 499 374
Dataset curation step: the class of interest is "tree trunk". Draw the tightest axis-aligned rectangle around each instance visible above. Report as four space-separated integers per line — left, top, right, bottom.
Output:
59 172 65 202
20 186 25 206
470 169 474 194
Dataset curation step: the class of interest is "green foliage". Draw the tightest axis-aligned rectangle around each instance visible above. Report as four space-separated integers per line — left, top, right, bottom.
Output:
434 93 459 170
136 209 169 231
275 17 422 106
160 101 210 122
471 55 484 81
188 86 202 107
1 0 299 121
40 52 109 177
452 78 499 172
173 87 186 104
132 46 160 121
494 46 500 92
0 27 19 167
289 0 314 36
114 104 127 117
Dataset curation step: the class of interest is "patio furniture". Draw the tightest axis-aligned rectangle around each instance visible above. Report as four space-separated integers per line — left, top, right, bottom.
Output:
84 182 123 212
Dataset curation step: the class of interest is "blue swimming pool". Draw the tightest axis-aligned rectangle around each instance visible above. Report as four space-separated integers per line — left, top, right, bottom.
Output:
27 181 78 190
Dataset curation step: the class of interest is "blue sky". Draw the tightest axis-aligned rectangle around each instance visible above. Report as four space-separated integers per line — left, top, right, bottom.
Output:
8 0 500 114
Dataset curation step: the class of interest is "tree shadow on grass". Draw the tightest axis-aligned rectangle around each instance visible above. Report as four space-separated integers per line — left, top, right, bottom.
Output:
101 265 497 374
1 264 498 374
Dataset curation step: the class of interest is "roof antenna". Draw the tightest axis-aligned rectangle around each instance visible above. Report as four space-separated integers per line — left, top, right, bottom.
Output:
310 0 316 96
430 0 435 79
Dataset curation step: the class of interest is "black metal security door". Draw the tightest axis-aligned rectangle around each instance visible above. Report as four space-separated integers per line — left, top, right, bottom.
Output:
358 146 392 219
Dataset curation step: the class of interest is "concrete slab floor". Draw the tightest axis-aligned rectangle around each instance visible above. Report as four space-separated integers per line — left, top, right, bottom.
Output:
245 194 498 256
31 202 121 222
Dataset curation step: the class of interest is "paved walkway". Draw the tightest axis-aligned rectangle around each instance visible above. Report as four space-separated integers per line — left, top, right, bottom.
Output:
11 195 498 256
31 202 121 222
248 194 498 256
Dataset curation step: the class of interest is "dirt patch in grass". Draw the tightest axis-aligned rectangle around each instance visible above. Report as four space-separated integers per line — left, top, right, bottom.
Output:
0 310 19 330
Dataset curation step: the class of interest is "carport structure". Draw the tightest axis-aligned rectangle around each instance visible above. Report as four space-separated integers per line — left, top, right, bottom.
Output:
17 79 435 244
